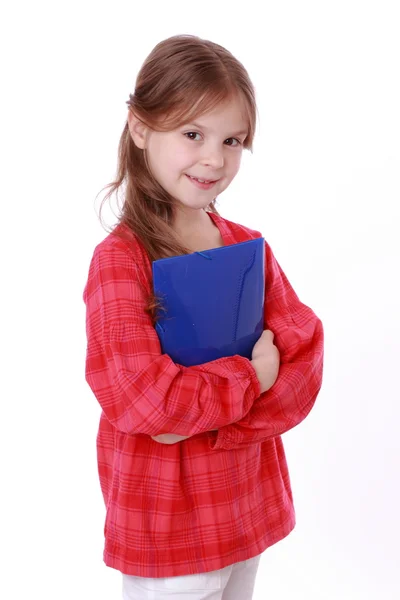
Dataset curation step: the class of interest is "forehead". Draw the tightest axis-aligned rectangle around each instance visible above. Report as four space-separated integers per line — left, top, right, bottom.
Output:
186 97 249 132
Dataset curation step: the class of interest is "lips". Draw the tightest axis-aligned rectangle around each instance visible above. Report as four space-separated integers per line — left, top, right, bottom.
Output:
186 174 218 184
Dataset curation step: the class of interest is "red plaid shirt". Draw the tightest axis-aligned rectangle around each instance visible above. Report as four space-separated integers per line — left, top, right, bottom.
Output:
83 212 324 578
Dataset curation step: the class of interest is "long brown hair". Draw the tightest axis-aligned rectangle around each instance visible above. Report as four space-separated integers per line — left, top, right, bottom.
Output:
96 34 258 324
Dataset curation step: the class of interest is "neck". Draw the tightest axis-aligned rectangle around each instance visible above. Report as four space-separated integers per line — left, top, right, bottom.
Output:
171 207 210 237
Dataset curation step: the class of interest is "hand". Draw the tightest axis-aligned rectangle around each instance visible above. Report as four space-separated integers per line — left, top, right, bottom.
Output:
251 329 280 393
151 433 190 444
151 429 219 444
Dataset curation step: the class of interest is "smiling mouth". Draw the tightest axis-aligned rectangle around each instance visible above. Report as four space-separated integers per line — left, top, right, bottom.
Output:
186 174 219 184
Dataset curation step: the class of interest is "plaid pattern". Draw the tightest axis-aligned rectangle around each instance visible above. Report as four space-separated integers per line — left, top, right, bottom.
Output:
83 212 324 578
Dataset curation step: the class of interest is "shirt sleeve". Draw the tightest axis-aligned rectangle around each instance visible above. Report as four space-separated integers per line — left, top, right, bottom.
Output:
84 240 261 437
209 240 324 451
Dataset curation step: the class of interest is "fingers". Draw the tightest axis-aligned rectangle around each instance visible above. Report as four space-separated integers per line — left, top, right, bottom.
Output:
262 329 274 342
151 434 191 444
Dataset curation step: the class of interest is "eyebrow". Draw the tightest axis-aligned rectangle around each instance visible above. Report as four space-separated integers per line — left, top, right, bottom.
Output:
185 122 248 137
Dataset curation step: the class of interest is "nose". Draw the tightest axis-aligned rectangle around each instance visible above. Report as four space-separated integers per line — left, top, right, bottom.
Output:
200 144 224 169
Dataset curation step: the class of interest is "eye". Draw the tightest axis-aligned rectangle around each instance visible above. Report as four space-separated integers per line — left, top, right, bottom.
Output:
225 138 242 147
184 132 202 141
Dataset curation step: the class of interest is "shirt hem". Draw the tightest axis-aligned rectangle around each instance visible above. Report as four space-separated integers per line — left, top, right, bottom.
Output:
102 515 296 578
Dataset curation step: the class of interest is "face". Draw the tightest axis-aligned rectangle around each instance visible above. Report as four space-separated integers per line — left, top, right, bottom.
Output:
129 96 249 218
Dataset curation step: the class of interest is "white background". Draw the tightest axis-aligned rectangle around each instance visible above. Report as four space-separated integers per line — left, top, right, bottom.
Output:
1 1 399 598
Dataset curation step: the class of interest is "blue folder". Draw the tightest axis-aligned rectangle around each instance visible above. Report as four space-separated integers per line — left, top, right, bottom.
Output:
152 237 265 367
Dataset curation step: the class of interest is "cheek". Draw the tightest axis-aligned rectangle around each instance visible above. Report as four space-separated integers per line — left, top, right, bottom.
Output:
173 145 195 169
150 147 176 178
227 152 243 176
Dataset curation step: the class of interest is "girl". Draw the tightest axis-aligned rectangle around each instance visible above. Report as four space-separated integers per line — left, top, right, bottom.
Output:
83 34 324 600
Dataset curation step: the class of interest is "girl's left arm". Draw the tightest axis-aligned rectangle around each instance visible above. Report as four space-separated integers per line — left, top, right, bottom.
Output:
207 239 324 451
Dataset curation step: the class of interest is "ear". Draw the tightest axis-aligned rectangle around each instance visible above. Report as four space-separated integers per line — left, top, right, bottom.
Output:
127 110 149 149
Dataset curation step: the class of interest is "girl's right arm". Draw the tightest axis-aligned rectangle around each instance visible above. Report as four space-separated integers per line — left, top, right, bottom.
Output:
84 241 262 438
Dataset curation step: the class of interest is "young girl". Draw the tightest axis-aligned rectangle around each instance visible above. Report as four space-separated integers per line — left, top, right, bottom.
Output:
83 34 324 600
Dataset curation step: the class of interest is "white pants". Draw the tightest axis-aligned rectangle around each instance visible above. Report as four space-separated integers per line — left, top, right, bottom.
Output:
122 553 262 600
